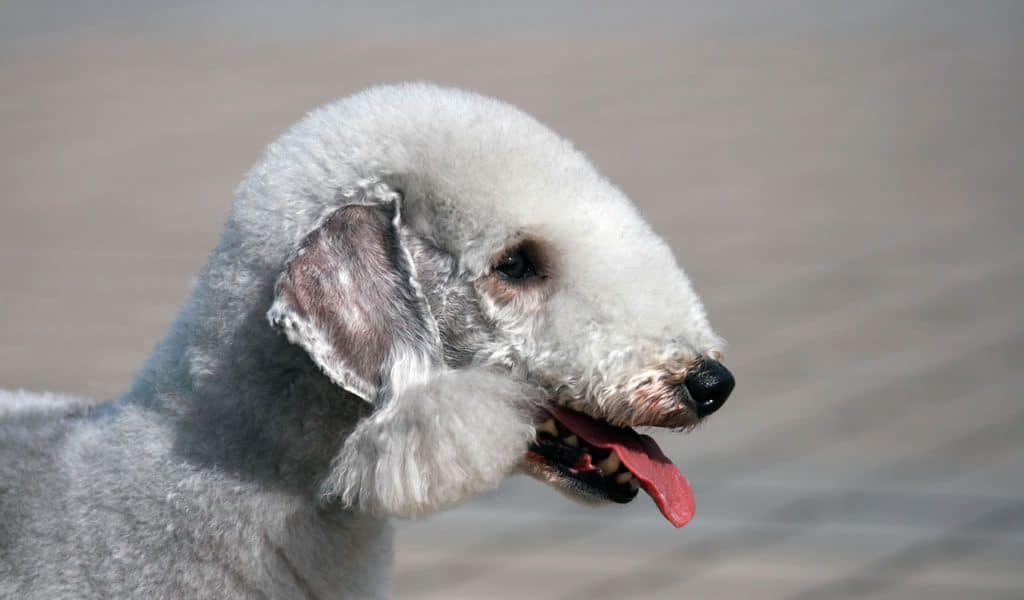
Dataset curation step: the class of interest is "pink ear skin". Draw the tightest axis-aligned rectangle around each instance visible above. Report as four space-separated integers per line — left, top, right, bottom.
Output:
268 201 441 405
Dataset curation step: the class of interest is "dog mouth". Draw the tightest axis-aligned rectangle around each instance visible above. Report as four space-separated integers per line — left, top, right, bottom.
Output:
525 406 695 528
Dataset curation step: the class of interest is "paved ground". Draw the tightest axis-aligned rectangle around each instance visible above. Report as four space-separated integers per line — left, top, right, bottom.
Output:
2 3 1022 598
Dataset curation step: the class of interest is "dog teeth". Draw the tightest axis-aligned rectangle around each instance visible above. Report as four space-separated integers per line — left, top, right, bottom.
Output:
598 454 620 474
615 472 633 485
563 435 579 447
537 419 558 436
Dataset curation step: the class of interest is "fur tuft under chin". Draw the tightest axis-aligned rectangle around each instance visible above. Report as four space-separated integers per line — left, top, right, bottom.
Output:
320 368 542 518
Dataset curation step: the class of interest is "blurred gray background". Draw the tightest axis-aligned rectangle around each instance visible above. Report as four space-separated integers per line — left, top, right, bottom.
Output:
2 2 1022 598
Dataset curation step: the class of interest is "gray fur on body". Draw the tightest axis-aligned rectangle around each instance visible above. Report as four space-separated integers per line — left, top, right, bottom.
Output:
0 83 723 598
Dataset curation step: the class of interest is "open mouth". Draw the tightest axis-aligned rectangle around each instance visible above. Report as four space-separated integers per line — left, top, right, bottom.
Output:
526 405 695 528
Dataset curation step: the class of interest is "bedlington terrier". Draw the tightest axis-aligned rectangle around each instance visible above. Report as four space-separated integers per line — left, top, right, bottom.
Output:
0 83 734 598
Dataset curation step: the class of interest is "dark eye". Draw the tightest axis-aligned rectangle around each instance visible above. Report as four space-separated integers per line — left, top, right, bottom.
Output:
495 249 536 280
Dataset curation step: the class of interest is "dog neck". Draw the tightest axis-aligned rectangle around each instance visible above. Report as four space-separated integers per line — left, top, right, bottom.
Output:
125 276 372 502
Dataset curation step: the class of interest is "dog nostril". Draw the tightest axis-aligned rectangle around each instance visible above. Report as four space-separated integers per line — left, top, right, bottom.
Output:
683 359 735 418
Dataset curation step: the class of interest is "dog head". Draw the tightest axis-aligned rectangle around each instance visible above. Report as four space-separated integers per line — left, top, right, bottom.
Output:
258 84 732 525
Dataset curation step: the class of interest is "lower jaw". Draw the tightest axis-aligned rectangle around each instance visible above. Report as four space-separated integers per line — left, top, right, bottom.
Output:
523 448 640 504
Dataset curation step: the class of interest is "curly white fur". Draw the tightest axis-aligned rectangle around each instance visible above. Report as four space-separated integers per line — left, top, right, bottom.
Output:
322 368 541 517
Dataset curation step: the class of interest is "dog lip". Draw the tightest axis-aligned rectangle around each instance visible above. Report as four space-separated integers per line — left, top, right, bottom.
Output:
524 447 640 505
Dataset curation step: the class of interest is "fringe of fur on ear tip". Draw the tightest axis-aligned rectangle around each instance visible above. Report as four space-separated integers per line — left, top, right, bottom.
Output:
318 369 543 518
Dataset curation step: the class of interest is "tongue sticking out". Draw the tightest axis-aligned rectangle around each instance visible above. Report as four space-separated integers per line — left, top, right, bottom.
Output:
551 406 695 528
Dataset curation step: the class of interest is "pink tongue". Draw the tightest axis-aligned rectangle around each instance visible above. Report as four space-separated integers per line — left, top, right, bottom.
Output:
551 407 695 528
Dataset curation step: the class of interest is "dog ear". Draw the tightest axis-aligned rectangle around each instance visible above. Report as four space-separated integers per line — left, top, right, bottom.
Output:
320 368 542 517
267 191 442 405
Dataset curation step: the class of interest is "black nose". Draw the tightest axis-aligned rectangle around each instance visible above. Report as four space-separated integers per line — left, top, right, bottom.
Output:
684 359 735 418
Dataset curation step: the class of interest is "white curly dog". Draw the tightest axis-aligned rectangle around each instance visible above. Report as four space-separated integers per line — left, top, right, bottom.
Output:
0 83 734 598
